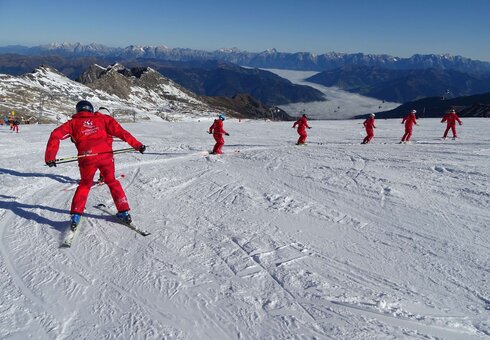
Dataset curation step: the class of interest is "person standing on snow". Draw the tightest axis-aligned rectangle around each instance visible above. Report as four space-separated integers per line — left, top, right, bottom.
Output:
441 109 462 139
44 100 146 229
400 109 418 143
11 117 20 133
208 113 229 154
362 113 376 144
292 114 311 145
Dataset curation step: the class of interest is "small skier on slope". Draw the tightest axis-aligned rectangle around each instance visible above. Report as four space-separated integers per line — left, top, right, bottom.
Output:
292 114 311 145
441 109 462 139
400 109 418 144
208 113 229 154
361 113 376 144
11 117 20 133
44 100 146 229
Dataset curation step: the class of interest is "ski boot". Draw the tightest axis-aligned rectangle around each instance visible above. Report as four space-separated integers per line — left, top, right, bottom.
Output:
70 213 82 231
116 210 132 224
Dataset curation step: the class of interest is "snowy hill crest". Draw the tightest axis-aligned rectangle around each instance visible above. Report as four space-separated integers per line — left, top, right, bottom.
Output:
0 65 218 123
78 63 202 105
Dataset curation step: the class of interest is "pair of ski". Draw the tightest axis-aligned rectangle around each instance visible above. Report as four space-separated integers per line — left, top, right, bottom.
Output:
61 203 151 248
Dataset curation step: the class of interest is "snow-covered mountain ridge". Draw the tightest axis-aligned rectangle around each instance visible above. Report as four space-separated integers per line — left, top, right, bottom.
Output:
2 42 489 73
0 65 218 123
0 118 489 339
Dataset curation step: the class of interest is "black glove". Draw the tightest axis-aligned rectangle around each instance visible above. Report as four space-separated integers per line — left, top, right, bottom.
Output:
46 160 57 167
225 133 230 136
139 145 146 154
208 131 212 134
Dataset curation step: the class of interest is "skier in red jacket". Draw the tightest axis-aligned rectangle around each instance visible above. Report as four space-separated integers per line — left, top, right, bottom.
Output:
45 100 146 228
400 109 418 143
362 113 376 144
292 114 311 145
208 113 229 154
441 109 462 139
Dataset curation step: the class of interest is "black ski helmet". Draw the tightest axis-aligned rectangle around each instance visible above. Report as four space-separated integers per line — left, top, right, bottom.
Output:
75 100 94 113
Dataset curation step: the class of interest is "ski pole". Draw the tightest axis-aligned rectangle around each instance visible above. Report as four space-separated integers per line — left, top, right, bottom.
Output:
54 147 137 164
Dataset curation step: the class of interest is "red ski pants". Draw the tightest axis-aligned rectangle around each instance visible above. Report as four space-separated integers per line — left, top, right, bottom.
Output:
401 126 413 141
212 133 225 154
363 128 374 144
71 155 129 214
443 124 457 138
297 130 307 144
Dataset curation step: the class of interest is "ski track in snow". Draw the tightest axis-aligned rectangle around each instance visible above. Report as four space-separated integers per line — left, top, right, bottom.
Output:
0 119 489 339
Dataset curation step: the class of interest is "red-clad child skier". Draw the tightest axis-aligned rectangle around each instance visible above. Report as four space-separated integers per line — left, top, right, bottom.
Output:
292 114 311 145
400 109 418 143
362 113 376 144
441 109 462 139
208 113 229 154
44 100 146 229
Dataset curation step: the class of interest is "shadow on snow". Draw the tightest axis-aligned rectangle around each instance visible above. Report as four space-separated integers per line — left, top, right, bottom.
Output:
0 199 112 234
0 167 77 184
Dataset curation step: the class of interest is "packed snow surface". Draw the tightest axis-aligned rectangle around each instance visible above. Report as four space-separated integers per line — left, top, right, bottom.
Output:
0 118 489 339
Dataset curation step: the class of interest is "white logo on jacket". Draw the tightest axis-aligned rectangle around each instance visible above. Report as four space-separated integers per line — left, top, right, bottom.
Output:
82 119 99 136
83 120 94 127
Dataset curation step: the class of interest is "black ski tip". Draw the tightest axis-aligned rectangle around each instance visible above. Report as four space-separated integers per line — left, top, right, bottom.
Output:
97 203 107 208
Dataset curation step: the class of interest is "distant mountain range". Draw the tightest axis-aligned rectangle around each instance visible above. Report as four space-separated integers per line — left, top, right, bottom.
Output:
2 43 490 74
306 65 490 103
0 55 325 106
358 92 490 119
2 43 490 120
152 61 326 105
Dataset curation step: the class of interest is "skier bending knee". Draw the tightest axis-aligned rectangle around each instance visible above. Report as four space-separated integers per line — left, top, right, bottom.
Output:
44 100 146 228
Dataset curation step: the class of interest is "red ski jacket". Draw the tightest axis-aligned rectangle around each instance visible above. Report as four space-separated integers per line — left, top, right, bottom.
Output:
293 117 310 132
209 119 228 135
402 113 417 127
441 113 462 125
45 111 143 162
363 117 376 129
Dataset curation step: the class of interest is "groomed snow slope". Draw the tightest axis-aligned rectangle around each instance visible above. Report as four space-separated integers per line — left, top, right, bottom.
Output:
0 118 489 339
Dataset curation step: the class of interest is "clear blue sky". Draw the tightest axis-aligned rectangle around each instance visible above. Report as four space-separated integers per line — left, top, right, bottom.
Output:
1 0 489 61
